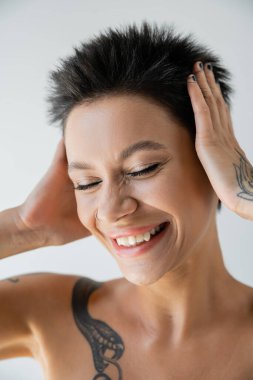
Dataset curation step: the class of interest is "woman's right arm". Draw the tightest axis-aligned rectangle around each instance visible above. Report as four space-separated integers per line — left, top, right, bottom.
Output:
0 206 46 259
0 138 91 358
0 137 91 259
0 272 77 359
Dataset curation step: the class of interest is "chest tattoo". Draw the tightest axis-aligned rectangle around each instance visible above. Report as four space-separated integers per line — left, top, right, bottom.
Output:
72 277 125 379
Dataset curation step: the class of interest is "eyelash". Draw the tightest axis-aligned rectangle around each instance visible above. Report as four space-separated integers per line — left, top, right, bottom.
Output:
73 163 161 191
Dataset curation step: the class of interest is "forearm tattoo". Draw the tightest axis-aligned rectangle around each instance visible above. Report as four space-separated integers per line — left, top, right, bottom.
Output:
234 148 253 201
72 277 125 380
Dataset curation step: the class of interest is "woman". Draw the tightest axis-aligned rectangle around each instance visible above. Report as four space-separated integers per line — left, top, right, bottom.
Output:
1 21 253 379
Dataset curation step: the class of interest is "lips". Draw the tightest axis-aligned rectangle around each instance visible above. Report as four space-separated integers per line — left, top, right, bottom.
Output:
114 222 167 246
109 221 171 258
108 221 169 239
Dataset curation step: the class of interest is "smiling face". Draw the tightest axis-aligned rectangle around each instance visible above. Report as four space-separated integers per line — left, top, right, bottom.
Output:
65 94 218 285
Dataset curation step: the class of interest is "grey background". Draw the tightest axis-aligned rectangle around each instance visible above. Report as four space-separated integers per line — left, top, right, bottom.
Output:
0 0 252 378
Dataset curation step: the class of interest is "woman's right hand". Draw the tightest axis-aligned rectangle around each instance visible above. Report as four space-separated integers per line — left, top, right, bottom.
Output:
17 138 91 246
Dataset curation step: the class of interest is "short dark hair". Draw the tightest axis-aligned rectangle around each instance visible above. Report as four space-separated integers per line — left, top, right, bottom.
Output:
46 21 234 212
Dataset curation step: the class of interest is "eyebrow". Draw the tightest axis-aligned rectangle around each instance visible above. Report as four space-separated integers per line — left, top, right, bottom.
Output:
67 140 167 172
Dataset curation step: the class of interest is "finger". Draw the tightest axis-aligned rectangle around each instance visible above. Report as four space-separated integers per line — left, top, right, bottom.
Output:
219 86 238 141
193 61 221 130
203 63 231 135
204 63 240 149
187 74 216 145
225 104 237 141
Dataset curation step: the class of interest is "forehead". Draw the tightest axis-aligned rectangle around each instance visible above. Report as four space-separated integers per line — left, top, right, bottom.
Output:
64 94 190 162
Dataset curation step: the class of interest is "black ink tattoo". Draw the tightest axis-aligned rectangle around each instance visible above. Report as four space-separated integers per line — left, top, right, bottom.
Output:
6 277 20 283
2 272 48 284
72 277 125 380
234 148 253 201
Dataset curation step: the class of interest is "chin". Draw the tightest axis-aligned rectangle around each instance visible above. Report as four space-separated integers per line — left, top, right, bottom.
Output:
121 267 167 286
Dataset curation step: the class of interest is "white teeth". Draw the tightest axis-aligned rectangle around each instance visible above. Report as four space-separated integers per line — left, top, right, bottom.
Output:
128 236 136 246
136 234 144 243
120 237 131 246
143 232 151 241
116 224 164 247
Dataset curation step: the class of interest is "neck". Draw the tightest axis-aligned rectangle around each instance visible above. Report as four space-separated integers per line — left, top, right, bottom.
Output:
132 220 240 346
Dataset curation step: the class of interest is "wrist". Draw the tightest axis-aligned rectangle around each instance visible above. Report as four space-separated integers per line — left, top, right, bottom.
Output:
15 204 50 247
234 198 253 221
0 206 45 258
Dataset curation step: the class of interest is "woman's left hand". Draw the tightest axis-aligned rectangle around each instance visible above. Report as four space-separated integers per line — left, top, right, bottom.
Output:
187 61 253 221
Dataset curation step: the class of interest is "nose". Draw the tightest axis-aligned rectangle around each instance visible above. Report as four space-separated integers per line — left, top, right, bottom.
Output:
96 181 138 224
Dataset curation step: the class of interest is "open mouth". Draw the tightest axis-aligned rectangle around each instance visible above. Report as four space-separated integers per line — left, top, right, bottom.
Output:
153 222 167 235
114 221 168 247
111 221 170 257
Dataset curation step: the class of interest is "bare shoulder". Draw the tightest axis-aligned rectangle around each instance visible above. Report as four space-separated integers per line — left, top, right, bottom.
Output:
0 272 90 359
0 271 81 299
0 272 106 326
0 272 78 322
0 271 125 318
0 271 98 309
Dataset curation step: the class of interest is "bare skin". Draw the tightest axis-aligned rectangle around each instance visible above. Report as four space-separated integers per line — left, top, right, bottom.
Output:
2 273 253 380
1 61 253 379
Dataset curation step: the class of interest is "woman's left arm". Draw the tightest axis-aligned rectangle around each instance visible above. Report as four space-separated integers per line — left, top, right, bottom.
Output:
187 61 253 221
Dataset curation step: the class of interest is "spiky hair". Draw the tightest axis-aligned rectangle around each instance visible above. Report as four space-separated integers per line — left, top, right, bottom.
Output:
46 20 234 211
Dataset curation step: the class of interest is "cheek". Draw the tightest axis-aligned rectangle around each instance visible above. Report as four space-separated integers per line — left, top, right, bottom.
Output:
148 166 211 223
75 194 94 228
136 170 187 211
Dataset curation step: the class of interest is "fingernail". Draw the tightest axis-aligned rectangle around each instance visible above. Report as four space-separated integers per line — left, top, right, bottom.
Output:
188 74 196 82
207 63 213 71
198 62 203 70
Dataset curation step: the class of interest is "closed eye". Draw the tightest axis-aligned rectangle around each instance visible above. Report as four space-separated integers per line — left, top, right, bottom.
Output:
128 163 160 177
73 163 161 191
